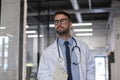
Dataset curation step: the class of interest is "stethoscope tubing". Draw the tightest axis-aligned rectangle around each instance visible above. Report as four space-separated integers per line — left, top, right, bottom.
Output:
57 37 81 65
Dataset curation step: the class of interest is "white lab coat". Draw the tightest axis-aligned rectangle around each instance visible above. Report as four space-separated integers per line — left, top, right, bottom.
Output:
37 39 95 80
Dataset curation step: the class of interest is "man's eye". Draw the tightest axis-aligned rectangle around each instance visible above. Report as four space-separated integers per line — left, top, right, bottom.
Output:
61 19 65 22
61 19 67 22
55 20 59 23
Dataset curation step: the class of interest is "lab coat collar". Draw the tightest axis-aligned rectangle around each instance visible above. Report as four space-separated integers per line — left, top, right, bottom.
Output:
57 37 73 46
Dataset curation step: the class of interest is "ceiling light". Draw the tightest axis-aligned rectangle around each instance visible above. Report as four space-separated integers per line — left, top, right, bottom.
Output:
26 31 36 34
6 33 13 37
49 23 92 27
26 25 29 28
72 23 92 26
73 29 93 32
49 24 54 27
0 27 6 29
76 33 93 36
27 35 43 38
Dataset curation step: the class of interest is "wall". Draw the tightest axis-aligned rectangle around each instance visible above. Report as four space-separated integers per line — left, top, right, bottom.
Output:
114 16 120 80
75 21 108 51
107 1 120 80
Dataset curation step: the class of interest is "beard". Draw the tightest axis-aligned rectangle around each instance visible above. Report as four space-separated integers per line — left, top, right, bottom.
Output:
56 26 69 35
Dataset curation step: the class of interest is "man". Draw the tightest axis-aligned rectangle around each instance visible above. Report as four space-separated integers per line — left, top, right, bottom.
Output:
37 10 95 80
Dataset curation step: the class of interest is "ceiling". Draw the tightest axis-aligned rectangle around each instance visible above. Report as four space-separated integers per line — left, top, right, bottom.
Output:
26 0 119 36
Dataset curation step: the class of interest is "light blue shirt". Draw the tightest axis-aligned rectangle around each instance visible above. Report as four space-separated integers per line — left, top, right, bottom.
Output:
58 37 80 80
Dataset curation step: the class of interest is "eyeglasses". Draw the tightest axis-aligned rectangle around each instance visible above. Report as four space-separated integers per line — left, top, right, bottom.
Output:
54 18 69 25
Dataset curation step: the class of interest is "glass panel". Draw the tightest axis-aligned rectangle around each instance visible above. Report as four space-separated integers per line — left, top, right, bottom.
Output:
0 0 1 25
4 37 8 58
95 57 106 80
4 58 8 71
0 59 1 66
26 32 38 80
0 37 8 69
0 38 2 57
0 37 2 67
0 0 24 79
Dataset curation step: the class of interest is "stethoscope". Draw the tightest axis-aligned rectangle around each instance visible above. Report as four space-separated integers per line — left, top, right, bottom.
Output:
57 37 81 65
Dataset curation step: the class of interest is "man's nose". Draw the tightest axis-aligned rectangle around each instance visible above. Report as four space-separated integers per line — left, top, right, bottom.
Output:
57 21 62 25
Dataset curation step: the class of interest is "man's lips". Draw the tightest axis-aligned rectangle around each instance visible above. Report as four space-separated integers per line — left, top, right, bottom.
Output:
57 26 64 31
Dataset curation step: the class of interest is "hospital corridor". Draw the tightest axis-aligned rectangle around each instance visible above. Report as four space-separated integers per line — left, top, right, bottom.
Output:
0 0 120 80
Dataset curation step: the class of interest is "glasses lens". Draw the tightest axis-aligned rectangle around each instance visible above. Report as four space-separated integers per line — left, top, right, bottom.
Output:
54 20 59 24
60 18 68 23
54 18 68 25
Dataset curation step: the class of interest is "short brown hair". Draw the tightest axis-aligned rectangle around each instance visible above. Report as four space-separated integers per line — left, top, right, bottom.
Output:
54 10 71 21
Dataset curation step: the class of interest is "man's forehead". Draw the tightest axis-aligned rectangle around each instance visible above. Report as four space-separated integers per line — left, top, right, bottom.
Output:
54 14 68 20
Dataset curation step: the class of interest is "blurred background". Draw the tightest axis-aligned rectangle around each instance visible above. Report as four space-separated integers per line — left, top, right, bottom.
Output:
0 0 120 80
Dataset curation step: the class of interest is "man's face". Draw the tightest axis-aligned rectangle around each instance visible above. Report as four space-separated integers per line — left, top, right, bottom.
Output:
54 14 72 35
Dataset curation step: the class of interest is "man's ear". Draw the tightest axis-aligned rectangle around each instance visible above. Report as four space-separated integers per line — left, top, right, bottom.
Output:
69 22 72 29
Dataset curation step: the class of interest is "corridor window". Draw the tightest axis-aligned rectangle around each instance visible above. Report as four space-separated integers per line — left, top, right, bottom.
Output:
95 57 106 80
0 37 9 71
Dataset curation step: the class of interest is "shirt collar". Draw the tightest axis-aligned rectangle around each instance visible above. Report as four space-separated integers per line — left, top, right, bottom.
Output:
58 37 73 46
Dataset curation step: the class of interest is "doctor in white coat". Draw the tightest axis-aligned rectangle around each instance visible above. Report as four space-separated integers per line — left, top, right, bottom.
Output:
37 10 95 80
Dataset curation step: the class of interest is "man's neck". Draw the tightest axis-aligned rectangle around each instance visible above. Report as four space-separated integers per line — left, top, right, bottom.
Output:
58 33 71 41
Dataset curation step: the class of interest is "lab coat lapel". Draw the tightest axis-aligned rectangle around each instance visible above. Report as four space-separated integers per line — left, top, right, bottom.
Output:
53 40 66 71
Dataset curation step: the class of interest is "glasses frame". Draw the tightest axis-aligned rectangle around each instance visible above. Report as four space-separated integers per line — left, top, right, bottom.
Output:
54 18 70 25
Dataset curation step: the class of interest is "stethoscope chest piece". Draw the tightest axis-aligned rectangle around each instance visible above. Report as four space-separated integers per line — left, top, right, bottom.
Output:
58 57 63 63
